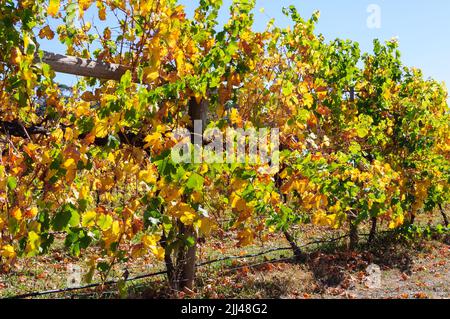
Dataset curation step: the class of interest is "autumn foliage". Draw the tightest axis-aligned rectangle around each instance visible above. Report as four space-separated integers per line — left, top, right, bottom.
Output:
0 0 449 291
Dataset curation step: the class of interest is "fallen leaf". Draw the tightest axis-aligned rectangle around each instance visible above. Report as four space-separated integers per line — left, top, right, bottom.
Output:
413 292 428 299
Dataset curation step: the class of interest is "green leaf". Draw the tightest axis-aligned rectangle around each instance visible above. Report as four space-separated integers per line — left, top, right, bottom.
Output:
185 236 196 247
120 70 132 89
349 142 361 154
52 204 80 231
186 173 204 191
282 81 294 96
8 217 19 235
77 116 95 135
97 214 113 231
227 41 239 55
97 261 110 273
65 229 93 256
7 176 17 191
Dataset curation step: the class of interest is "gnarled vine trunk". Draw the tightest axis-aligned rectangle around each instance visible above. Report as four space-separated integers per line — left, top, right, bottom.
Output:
274 167 307 262
349 221 359 250
175 97 208 291
160 97 207 292
438 203 449 227
283 230 306 262
368 217 377 244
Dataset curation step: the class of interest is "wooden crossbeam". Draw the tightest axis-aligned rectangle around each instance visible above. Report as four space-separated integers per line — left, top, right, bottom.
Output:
36 51 129 81
1 51 131 141
2 51 206 148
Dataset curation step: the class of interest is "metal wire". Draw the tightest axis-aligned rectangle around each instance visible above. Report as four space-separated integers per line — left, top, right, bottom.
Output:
4 246 294 299
6 229 416 299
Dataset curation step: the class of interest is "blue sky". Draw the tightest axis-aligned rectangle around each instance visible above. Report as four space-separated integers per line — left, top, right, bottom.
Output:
47 0 450 96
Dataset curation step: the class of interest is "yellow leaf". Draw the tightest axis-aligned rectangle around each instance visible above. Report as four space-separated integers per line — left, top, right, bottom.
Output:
47 0 60 17
389 214 405 229
144 132 162 148
103 226 120 250
41 150 52 165
356 127 369 138
0 245 16 260
131 245 146 259
63 158 76 170
11 207 22 221
180 210 196 225
168 202 197 225
279 169 288 179
97 213 113 231
230 178 247 191
107 152 115 163
64 127 74 141
159 183 182 202
190 191 202 203
303 93 314 108
231 194 247 212
82 211 97 227
94 118 109 138
10 47 22 65
197 218 215 236
23 143 39 158
199 163 208 175
79 185 89 199
75 101 91 117
229 108 242 126
175 51 185 73
329 202 341 214
142 234 160 248
143 68 159 82
78 0 92 11
140 0 154 15
312 211 329 227
152 246 165 260
26 231 41 255
25 207 38 219
99 8 106 19
292 180 307 194
139 169 157 184
111 220 120 236
51 128 64 143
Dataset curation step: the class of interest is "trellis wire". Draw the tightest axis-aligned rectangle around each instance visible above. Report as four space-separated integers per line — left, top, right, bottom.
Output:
6 229 420 300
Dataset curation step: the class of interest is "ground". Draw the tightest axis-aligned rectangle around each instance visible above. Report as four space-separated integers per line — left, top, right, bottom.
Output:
183 235 449 299
0 213 449 299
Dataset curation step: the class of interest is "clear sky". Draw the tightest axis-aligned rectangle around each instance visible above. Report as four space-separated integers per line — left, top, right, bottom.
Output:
47 0 450 97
